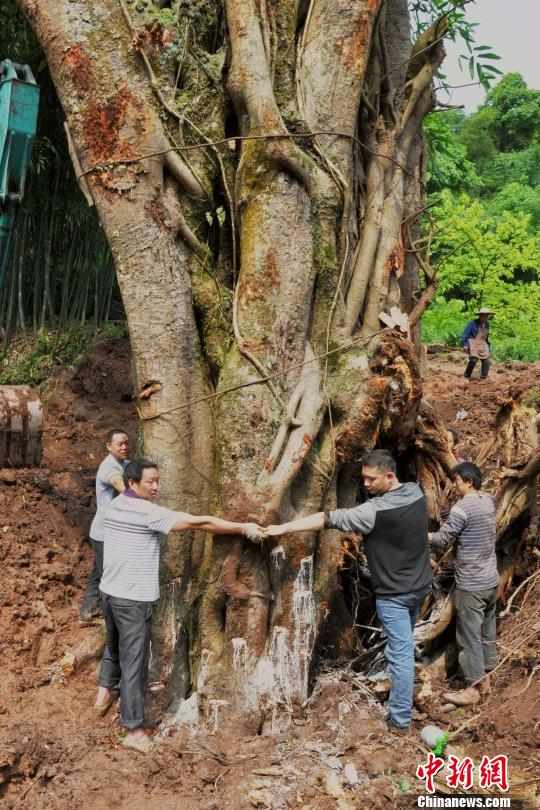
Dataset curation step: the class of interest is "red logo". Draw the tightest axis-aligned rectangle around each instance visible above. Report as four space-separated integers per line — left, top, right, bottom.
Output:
446 755 474 790
479 754 510 792
416 754 510 794
416 753 445 794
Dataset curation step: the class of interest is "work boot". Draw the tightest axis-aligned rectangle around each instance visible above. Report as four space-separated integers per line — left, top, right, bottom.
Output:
386 716 411 736
442 686 480 706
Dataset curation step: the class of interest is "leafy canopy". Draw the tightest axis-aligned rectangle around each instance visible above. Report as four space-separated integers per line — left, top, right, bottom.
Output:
422 192 540 360
487 73 540 152
423 113 481 194
423 70 540 360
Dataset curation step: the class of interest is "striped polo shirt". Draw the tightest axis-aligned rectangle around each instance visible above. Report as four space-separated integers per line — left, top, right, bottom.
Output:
100 492 182 602
430 492 498 592
89 453 128 542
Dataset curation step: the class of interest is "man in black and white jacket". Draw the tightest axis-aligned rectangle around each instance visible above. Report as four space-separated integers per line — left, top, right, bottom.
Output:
267 449 432 733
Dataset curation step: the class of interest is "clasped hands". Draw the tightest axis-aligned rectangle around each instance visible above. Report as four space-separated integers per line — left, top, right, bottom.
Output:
241 522 289 543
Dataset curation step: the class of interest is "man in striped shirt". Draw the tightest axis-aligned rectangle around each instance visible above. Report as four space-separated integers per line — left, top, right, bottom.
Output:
95 459 264 753
429 462 498 706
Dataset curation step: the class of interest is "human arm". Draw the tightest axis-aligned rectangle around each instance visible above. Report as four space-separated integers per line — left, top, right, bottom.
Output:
171 513 264 540
429 504 467 548
460 320 477 349
266 501 376 538
266 512 325 537
107 472 126 493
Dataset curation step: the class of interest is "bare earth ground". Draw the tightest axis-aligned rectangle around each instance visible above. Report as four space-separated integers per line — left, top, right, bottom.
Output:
0 341 539 809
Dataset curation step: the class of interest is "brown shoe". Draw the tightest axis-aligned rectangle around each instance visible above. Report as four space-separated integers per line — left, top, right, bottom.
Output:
386 720 410 736
442 687 480 706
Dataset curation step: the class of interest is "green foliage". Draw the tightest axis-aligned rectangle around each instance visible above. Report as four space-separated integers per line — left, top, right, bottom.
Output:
459 107 498 175
0 0 41 68
456 43 502 91
458 74 540 192
423 192 540 360
486 73 540 152
0 328 93 385
100 321 129 340
480 145 540 195
409 0 502 90
421 297 465 346
146 6 177 28
0 324 129 385
424 114 481 193
425 73 540 361
487 182 540 229
432 732 449 756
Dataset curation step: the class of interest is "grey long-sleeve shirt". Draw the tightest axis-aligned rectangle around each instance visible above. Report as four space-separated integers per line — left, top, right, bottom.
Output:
431 492 498 592
326 483 432 597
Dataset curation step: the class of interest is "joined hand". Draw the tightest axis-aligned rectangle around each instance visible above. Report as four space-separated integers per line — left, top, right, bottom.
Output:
243 523 267 543
265 525 286 538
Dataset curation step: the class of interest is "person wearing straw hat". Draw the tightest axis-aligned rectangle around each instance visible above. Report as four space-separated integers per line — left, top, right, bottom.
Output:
460 307 494 381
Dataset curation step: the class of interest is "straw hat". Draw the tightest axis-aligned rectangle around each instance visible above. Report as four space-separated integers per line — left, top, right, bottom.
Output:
476 307 494 317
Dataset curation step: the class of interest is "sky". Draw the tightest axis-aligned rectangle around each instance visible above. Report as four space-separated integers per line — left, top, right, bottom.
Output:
438 0 539 112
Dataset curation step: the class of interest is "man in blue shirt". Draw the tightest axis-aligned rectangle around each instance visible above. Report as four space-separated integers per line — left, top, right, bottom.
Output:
461 307 494 381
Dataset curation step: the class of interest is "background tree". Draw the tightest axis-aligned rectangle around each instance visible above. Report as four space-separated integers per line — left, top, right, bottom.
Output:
422 71 540 360
15 0 491 729
423 111 480 193
487 72 540 152
422 192 540 359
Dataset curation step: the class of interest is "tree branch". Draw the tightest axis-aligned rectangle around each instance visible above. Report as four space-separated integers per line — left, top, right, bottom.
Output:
118 0 205 198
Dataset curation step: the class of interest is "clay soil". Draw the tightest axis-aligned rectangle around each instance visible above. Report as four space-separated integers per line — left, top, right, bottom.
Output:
0 340 539 809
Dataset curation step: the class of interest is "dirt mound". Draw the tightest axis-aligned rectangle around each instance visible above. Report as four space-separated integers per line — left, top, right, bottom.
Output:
1 337 137 782
1 346 539 808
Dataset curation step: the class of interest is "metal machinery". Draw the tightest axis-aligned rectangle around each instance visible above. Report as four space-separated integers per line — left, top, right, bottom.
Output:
0 60 43 466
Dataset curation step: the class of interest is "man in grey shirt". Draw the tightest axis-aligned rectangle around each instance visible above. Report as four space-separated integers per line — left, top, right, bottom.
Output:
430 462 498 706
95 459 264 753
79 429 129 622
267 450 432 733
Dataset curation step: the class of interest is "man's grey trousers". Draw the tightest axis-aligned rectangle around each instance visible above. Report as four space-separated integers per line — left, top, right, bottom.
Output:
455 587 498 684
99 594 152 729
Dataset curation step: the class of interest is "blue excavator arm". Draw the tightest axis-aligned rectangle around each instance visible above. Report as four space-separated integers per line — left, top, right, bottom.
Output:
0 59 40 286
0 61 43 469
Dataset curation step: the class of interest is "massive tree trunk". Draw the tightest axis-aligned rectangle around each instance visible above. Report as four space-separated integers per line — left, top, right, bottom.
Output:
19 0 446 730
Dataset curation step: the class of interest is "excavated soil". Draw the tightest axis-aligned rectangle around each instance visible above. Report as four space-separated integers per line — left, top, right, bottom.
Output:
0 341 539 809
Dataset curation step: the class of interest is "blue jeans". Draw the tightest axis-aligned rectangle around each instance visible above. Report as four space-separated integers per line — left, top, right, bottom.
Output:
376 590 428 728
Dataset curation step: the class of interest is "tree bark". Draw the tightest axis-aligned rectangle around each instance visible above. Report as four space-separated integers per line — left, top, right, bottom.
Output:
19 0 447 730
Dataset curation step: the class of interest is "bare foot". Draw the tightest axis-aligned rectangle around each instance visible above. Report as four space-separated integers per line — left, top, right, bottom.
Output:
123 729 154 754
94 686 115 716
126 728 147 739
